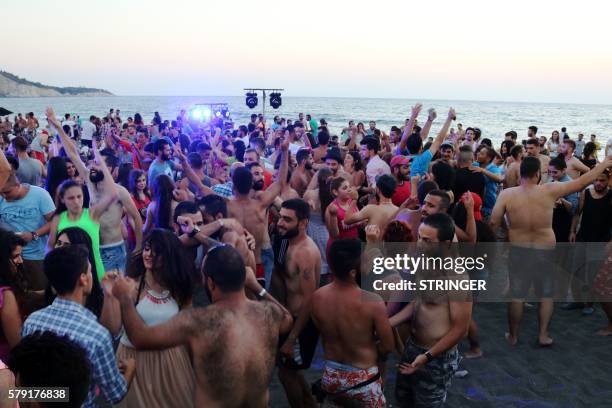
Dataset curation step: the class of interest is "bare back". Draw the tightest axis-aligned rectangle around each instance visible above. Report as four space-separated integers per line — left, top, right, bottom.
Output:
366 203 399 230
498 184 557 246
311 283 382 369
187 301 283 407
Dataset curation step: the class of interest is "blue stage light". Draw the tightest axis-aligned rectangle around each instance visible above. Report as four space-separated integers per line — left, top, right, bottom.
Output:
192 109 203 120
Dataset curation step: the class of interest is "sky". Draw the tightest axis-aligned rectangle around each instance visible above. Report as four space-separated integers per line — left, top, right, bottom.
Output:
3 0 612 104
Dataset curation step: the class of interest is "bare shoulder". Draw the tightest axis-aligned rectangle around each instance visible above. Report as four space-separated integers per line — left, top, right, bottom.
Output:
302 236 321 259
116 184 131 199
258 299 284 324
360 289 385 304
188 304 232 332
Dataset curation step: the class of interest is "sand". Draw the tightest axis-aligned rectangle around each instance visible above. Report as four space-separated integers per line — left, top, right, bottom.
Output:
268 303 612 407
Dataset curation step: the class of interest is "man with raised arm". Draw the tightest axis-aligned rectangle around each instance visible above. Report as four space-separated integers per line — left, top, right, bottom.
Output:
46 107 143 273
228 137 289 287
113 245 292 407
490 155 612 346
404 108 455 179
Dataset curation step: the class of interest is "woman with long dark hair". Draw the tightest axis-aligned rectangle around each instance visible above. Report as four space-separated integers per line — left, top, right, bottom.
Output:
0 229 28 361
581 141 599 169
143 174 177 235
52 227 120 334
325 177 360 254
45 156 70 204
343 150 366 189
117 162 133 190
115 229 196 408
129 169 151 221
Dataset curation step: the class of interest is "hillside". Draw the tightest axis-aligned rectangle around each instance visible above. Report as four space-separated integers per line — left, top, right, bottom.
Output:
0 71 113 97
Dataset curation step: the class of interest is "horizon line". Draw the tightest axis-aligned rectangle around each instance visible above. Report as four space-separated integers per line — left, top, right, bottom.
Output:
12 94 607 107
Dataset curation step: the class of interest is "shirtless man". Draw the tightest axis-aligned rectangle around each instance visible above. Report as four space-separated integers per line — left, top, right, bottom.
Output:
525 138 550 184
47 107 143 273
558 139 589 179
112 245 293 407
490 155 612 346
344 174 398 231
282 238 394 407
228 139 288 286
274 198 321 408
504 144 524 188
398 189 477 244
390 213 472 407
290 149 314 197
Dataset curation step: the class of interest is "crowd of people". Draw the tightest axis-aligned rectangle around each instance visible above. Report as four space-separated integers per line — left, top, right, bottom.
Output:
0 104 611 407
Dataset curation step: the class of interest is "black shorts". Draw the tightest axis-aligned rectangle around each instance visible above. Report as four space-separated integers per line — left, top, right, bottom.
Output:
81 139 92 148
508 246 555 299
279 319 319 370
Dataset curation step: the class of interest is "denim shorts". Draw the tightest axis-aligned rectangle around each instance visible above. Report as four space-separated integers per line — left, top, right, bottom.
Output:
100 242 127 274
395 339 460 408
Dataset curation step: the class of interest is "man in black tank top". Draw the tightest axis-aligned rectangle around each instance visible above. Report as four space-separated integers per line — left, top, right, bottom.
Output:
566 171 612 314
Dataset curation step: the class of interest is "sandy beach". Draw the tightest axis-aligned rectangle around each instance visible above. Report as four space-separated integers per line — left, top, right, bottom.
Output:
267 303 612 407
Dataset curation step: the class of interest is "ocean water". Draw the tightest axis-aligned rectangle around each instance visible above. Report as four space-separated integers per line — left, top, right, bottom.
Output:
1 96 611 152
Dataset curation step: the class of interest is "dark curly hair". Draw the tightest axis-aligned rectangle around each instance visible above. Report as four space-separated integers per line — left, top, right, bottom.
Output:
127 229 198 307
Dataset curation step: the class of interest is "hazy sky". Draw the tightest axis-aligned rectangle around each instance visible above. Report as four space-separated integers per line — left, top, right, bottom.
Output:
3 0 612 103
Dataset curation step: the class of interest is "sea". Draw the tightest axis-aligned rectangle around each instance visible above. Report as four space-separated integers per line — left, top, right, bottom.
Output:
1 96 611 155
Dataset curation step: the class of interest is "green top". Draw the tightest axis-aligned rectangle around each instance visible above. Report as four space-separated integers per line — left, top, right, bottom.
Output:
57 208 105 281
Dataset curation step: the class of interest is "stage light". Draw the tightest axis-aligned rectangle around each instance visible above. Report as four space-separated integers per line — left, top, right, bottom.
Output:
270 92 282 109
202 108 211 119
215 110 222 118
191 109 202 120
246 92 258 109
221 108 230 118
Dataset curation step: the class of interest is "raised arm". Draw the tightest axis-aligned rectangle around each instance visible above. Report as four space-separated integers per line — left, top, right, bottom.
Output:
419 109 437 141
259 138 289 207
549 157 612 199
45 107 89 182
174 143 215 197
427 108 455 155
89 140 119 221
398 103 422 153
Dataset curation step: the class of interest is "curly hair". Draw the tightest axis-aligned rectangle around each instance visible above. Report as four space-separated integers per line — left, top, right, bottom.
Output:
127 229 198 307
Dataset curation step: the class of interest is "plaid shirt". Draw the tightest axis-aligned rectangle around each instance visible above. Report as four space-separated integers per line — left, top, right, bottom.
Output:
212 181 234 198
22 298 127 407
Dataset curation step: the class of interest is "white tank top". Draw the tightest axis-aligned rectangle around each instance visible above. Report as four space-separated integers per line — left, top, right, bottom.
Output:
119 288 179 348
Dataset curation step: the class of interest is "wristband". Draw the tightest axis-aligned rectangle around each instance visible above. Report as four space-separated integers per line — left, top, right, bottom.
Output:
188 227 200 239
424 350 434 363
